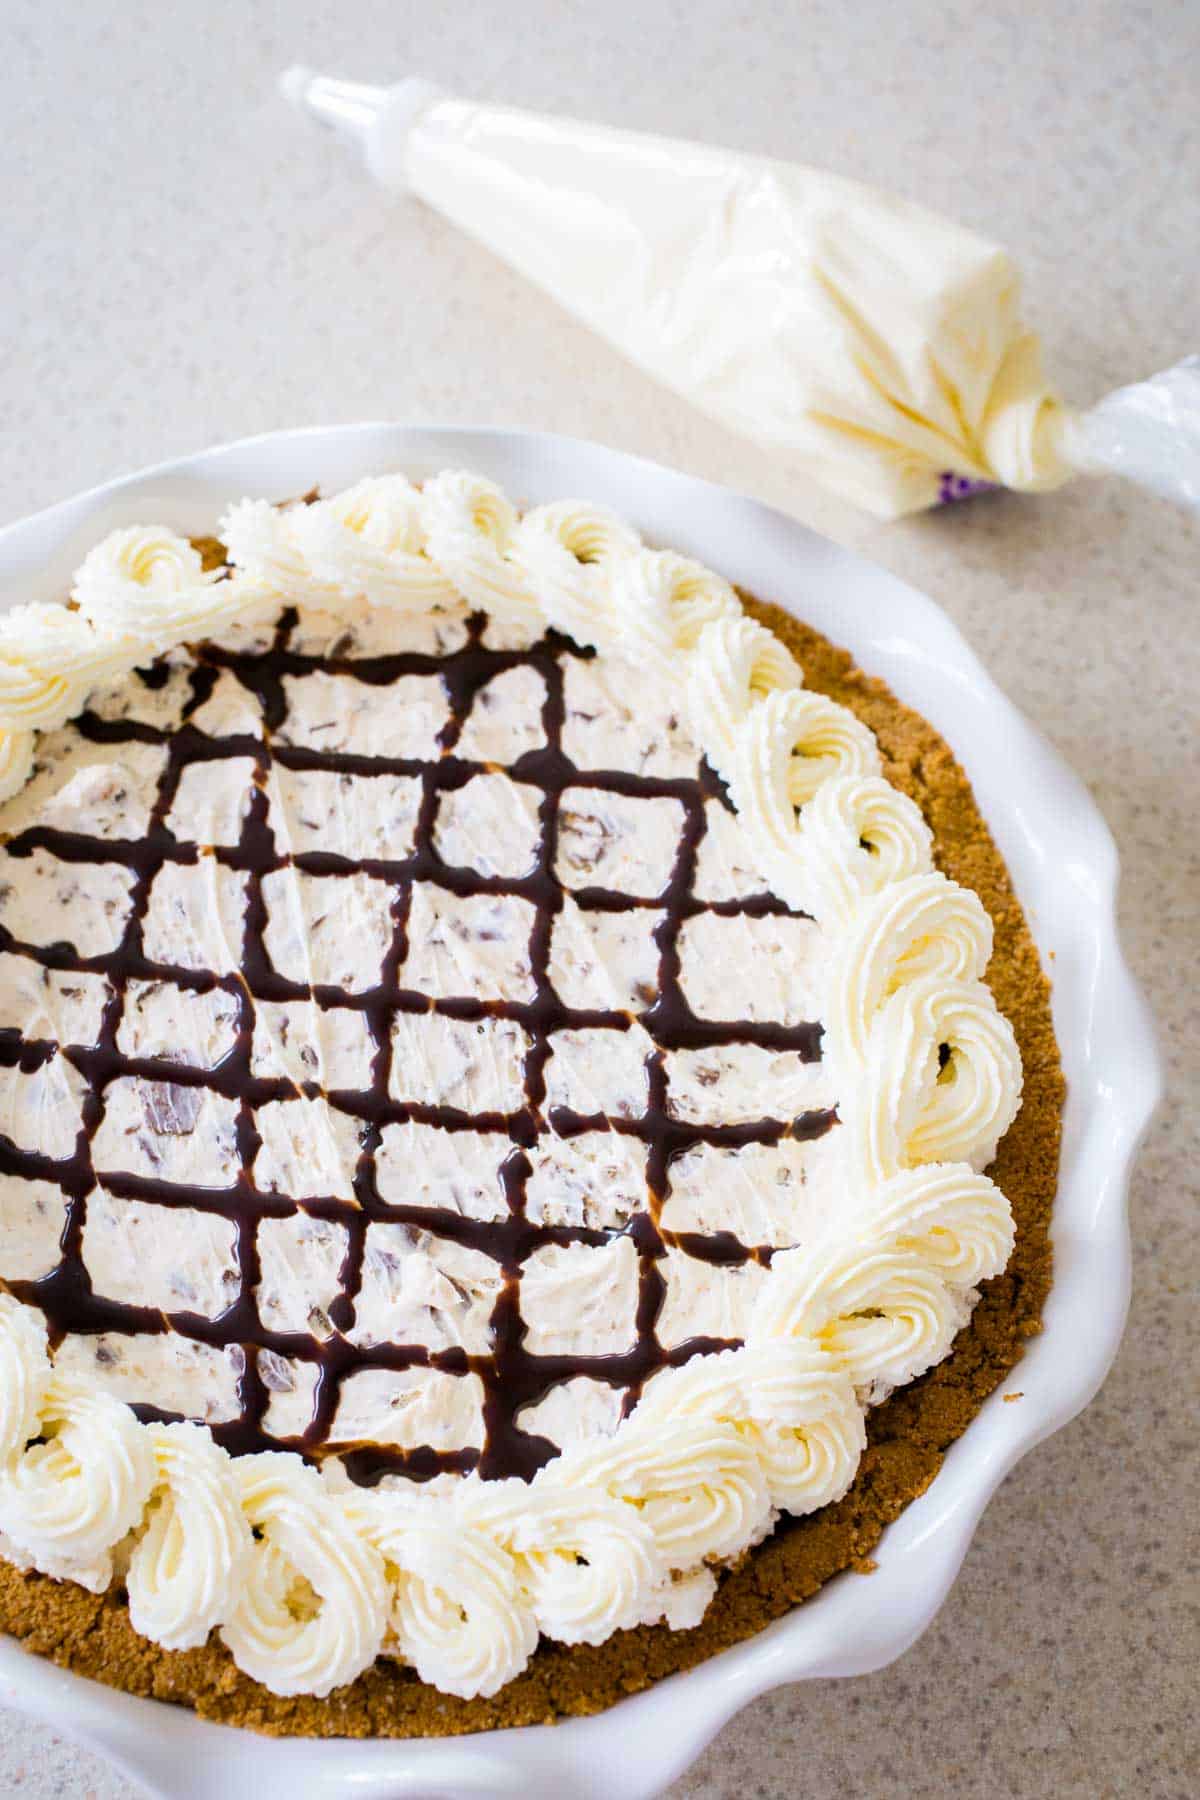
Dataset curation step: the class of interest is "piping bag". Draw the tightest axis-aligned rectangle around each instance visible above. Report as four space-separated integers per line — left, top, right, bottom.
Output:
281 67 1200 520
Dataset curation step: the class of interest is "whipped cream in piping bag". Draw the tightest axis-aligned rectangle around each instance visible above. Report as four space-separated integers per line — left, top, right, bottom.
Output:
280 68 1200 520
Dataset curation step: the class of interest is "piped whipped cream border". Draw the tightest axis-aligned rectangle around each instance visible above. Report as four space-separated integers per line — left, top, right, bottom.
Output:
0 471 1021 1702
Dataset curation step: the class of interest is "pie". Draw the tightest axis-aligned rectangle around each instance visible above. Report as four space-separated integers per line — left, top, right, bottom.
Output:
0 471 1060 1732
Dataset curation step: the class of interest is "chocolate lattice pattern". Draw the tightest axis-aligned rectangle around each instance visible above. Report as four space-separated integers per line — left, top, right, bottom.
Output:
0 600 838 1485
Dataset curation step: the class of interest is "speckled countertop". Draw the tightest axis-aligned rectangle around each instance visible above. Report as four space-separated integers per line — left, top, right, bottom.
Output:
1 1 1196 1794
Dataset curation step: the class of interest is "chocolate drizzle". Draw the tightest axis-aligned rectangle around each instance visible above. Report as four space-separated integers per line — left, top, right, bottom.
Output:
0 604 837 1486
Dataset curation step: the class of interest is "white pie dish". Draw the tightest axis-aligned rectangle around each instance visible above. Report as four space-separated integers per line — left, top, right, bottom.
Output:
0 424 1160 1800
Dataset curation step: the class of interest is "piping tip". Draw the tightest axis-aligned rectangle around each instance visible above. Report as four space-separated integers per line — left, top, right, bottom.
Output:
278 64 388 150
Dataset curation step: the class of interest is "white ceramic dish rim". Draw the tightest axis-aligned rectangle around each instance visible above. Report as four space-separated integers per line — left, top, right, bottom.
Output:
0 425 1161 1800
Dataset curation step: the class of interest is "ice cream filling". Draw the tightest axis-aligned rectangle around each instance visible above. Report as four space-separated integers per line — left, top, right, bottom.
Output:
0 594 841 1485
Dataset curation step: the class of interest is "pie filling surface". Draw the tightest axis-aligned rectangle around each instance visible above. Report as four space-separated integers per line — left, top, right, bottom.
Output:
0 473 1022 1701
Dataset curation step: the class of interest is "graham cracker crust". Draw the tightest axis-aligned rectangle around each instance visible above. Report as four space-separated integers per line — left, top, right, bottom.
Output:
0 595 1063 1736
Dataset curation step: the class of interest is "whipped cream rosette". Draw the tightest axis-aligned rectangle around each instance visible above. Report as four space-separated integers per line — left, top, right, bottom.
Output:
280 70 1200 520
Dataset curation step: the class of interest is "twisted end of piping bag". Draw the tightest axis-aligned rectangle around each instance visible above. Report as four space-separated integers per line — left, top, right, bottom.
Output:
278 67 1199 520
1059 357 1200 511
982 341 1200 512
